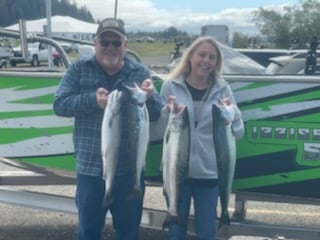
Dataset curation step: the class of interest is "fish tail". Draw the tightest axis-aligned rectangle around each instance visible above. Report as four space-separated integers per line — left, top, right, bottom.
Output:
162 213 186 229
127 187 143 200
216 212 230 237
218 211 230 229
102 193 113 208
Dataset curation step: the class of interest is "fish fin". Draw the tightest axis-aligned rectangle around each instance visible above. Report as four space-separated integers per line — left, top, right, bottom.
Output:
162 213 186 229
162 189 170 208
164 129 171 143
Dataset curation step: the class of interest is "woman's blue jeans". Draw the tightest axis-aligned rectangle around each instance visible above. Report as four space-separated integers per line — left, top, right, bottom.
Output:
75 173 145 240
167 183 219 240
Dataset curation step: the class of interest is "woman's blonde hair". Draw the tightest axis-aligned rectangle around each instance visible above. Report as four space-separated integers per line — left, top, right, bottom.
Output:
167 36 223 82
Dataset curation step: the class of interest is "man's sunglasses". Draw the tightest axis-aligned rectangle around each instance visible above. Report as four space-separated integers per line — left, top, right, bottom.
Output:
98 39 123 48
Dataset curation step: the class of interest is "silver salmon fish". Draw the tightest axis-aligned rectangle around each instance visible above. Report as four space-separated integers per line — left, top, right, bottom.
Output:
162 105 190 229
123 83 149 200
101 89 122 207
212 101 236 230
101 83 149 207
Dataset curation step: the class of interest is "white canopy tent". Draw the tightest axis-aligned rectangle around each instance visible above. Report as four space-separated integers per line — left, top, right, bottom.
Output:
6 15 98 40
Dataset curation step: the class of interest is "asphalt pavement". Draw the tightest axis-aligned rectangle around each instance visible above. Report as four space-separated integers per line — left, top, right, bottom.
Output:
1 181 320 240
0 202 178 240
0 185 196 240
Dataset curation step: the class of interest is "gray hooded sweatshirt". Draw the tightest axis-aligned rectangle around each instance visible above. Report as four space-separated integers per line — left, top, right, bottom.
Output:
157 75 244 179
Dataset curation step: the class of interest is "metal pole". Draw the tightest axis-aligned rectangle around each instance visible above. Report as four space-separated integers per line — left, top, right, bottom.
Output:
114 0 118 18
46 0 53 68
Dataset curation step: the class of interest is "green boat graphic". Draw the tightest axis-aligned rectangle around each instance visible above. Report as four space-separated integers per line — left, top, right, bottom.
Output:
1 73 320 199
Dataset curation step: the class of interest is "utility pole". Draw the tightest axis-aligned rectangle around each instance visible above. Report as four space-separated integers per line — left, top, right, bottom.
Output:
114 0 118 18
46 0 53 68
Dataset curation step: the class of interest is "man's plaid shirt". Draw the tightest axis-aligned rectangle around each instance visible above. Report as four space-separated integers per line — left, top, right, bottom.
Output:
53 56 163 177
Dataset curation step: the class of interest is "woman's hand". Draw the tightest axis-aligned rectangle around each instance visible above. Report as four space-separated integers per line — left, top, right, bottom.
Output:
166 95 176 112
166 95 185 113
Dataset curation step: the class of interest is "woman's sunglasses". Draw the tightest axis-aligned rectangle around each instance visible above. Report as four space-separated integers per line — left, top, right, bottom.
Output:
98 39 123 48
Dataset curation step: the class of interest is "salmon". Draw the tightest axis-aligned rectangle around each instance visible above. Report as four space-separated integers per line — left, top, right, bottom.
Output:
162 105 190 229
101 83 149 207
212 100 236 230
101 89 122 207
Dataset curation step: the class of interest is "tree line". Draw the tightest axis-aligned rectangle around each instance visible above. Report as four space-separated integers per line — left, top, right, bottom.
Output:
0 0 95 27
233 0 320 48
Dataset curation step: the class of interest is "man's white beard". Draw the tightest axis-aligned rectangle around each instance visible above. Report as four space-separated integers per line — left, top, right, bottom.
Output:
102 56 120 68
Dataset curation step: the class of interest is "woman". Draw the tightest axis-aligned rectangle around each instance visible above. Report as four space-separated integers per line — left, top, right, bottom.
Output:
160 36 244 240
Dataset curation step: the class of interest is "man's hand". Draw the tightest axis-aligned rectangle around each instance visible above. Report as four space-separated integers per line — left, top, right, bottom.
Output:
96 88 108 109
140 79 154 98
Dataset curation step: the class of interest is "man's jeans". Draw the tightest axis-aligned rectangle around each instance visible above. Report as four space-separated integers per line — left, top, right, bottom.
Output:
76 173 145 240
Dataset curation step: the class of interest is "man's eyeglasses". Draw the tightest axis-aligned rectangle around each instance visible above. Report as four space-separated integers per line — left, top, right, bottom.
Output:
98 39 123 48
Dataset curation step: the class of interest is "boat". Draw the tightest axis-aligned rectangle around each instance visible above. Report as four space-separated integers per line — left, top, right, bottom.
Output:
1 27 320 226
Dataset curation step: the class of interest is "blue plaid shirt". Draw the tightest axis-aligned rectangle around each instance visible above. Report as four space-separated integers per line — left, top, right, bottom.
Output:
53 56 163 177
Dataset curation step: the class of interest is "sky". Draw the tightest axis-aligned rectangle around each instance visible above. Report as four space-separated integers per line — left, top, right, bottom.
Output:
73 0 300 34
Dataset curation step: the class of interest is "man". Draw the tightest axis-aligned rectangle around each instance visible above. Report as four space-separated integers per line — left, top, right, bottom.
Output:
53 18 163 240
